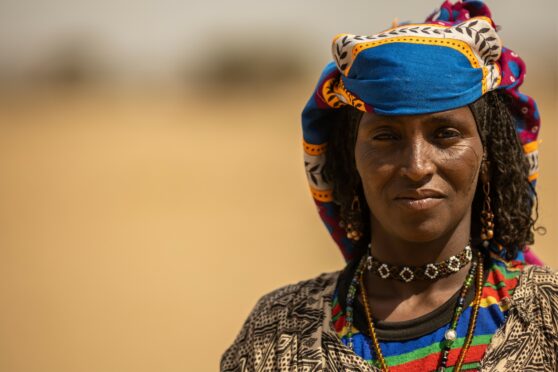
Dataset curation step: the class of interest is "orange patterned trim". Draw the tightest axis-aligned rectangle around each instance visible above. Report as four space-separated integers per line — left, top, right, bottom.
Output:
523 141 538 154
310 186 333 202
303 141 327 156
482 66 491 94
322 77 367 112
322 77 344 109
523 142 539 182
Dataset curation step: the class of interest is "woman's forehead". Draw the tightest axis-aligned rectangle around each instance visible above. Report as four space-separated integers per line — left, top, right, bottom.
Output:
359 106 476 127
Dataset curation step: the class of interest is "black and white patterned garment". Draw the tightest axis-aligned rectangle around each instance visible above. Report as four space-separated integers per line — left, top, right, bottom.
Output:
221 266 558 371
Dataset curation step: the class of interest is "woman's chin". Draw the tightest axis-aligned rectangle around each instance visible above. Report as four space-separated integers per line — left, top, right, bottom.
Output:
385 219 450 243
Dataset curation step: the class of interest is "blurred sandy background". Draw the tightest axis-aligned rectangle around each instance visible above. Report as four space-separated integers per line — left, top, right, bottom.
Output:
0 1 555 371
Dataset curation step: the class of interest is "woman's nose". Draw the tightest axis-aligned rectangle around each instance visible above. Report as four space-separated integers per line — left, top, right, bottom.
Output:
399 139 436 182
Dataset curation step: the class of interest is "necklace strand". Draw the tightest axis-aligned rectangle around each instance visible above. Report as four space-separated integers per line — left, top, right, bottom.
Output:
359 272 388 370
345 250 484 371
454 252 484 369
366 243 473 282
437 256 479 370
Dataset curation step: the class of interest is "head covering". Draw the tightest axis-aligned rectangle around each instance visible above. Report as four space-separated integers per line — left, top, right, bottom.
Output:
301 0 540 262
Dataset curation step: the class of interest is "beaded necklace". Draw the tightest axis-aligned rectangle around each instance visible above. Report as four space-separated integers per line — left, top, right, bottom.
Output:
344 250 484 372
366 243 473 282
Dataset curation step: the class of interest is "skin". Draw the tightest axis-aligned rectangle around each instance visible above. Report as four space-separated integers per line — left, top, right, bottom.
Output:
355 106 484 321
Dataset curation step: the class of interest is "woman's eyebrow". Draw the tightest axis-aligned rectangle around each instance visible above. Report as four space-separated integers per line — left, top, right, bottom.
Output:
424 115 468 127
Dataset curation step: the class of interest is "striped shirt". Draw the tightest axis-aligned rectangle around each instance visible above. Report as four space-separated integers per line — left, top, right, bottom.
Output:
332 252 524 371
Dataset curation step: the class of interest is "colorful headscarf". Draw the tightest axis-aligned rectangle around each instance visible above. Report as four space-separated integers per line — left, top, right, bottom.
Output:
301 0 540 262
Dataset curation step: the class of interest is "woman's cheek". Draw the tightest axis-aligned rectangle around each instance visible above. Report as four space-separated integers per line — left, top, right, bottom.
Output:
356 142 398 170
357 156 390 184
356 150 396 198
436 145 482 195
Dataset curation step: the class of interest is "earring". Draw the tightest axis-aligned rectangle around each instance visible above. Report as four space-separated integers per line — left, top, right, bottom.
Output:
480 177 495 248
344 194 363 242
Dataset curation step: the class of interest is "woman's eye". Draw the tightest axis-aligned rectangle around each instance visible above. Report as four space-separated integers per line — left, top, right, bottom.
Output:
435 128 461 139
372 132 398 140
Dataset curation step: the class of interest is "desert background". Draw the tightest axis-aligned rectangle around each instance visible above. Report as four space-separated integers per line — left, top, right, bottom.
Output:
0 1 556 371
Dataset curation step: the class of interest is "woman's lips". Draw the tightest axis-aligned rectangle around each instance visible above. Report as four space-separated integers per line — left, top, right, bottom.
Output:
394 197 444 210
394 190 446 211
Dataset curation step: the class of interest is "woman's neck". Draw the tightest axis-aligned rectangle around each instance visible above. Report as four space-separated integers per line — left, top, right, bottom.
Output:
368 216 472 267
363 217 473 321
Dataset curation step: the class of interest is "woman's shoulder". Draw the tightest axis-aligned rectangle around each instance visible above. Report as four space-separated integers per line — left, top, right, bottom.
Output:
481 264 558 371
231 271 340 334
518 264 557 282
513 264 558 324
252 271 340 312
515 264 558 300
220 271 341 371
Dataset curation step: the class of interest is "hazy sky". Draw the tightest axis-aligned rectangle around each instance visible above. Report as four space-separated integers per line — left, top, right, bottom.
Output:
0 0 555 81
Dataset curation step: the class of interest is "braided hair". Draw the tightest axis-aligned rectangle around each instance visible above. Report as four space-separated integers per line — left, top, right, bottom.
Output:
323 91 539 260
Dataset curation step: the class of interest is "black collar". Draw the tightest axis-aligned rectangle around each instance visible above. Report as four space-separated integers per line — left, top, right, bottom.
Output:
336 254 487 341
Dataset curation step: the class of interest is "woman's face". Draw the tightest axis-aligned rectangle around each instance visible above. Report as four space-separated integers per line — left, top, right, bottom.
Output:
355 106 484 243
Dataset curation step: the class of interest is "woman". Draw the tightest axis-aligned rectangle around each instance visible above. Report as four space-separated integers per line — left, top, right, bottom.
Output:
222 1 557 371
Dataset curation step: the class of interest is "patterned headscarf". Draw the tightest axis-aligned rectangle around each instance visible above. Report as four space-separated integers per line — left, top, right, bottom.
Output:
301 0 540 262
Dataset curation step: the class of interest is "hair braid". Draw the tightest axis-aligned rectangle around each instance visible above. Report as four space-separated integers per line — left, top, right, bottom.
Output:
469 91 539 259
323 107 368 253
